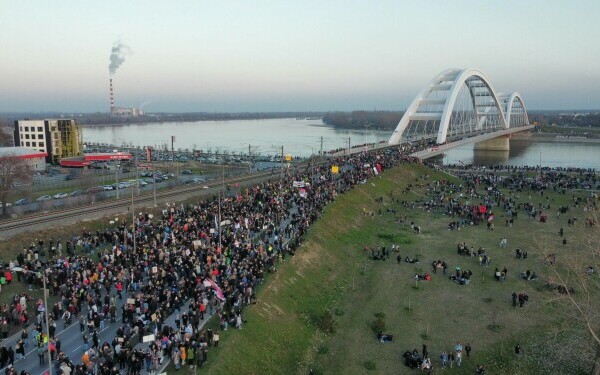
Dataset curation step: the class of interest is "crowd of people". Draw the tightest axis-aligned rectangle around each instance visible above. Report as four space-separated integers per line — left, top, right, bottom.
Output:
0 144 423 374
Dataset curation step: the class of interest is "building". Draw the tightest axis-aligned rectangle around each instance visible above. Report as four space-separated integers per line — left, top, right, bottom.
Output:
60 152 131 167
0 147 47 171
14 119 82 164
113 107 143 117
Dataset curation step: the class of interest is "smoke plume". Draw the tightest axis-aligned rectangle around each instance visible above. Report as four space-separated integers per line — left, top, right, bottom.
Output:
108 41 131 76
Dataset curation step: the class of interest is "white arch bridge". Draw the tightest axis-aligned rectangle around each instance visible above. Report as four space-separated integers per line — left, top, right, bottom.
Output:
388 68 533 151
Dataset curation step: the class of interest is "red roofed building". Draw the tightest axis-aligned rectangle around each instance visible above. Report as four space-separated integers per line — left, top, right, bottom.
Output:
0 147 47 171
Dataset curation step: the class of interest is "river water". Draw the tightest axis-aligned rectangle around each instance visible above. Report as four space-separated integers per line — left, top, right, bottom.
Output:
82 119 600 169
82 118 389 158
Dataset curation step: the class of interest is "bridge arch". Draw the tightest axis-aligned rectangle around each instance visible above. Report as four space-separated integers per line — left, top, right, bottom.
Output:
504 92 529 128
389 68 529 145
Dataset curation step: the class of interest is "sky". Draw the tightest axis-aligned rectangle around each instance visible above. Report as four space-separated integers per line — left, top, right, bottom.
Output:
1 0 599 112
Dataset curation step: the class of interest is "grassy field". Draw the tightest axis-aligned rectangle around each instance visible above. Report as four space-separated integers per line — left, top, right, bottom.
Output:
202 164 598 374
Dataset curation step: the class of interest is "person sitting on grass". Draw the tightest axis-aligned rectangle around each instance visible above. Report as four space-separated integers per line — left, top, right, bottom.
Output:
421 356 432 372
377 331 393 342
520 270 538 281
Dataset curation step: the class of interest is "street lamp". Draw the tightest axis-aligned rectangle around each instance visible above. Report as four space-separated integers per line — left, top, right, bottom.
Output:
21 268 53 375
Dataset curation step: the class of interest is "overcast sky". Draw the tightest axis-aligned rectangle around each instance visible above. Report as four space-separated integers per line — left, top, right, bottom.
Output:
1 0 599 112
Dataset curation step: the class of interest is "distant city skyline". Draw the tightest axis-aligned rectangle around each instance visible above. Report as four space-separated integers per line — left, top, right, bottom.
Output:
2 1 599 112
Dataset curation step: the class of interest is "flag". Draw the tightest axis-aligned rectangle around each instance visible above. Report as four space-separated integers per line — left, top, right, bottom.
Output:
299 188 307 198
207 278 225 301
331 165 339 174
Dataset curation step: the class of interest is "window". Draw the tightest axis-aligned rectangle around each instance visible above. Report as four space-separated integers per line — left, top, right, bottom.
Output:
26 142 30 146
37 127 43 132
25 134 30 139
20 127 23 131
38 142 44 147
24 127 29 131
51 127 57 131
20 134 23 139
38 134 44 139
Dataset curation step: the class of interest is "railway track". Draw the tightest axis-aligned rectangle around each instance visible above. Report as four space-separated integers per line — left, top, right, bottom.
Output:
0 170 277 233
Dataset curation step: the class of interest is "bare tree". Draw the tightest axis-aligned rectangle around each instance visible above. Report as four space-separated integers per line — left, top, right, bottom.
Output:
0 126 13 147
0 155 33 216
541 209 600 374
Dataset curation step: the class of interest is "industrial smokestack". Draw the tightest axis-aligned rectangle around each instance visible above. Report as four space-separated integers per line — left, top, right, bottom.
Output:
110 78 115 114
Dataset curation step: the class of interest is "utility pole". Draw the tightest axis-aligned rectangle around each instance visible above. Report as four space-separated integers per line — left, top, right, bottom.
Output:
218 190 222 250
280 145 284 182
152 166 157 207
135 147 140 196
131 184 136 253
319 136 323 157
347 137 351 155
249 144 252 174
42 269 52 375
171 135 175 176
115 160 119 199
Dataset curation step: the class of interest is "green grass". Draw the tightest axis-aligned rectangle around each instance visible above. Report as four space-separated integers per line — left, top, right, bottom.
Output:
200 164 598 374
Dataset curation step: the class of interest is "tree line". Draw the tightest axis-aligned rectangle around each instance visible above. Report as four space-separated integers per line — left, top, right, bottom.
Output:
322 111 404 130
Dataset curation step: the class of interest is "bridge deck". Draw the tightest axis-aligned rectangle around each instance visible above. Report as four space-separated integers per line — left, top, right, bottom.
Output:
410 125 534 159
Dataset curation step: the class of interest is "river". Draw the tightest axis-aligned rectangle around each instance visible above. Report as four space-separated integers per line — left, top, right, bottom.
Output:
82 118 390 158
82 119 600 169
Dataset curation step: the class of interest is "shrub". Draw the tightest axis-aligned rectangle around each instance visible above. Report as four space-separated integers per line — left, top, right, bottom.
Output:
371 316 386 333
363 360 376 371
316 344 329 355
318 311 336 334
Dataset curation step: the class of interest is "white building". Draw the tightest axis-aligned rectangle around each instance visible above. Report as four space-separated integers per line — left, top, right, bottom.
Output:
14 119 81 163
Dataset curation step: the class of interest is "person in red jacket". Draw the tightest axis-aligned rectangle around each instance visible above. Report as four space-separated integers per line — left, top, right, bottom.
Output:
199 302 206 320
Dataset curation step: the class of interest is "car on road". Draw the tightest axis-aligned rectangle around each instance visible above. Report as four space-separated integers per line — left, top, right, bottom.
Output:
137 180 148 186
36 195 52 202
71 190 84 197
192 177 206 184
103 185 114 191
53 192 68 199
14 198 29 206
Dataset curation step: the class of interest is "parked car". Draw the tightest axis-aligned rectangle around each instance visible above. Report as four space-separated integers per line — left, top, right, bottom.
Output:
137 180 148 186
103 185 114 191
181 169 193 175
53 192 68 199
192 177 206 184
71 190 84 197
14 198 29 206
87 186 104 193
36 195 52 202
